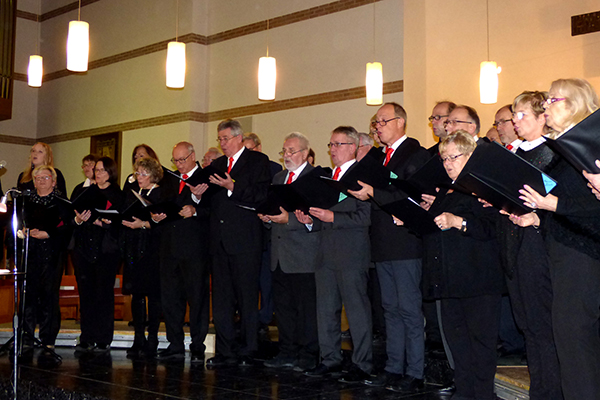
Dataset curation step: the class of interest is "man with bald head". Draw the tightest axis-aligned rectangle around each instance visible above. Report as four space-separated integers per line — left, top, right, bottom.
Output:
154 141 211 363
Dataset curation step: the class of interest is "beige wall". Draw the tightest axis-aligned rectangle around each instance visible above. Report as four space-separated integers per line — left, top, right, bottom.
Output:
404 0 600 149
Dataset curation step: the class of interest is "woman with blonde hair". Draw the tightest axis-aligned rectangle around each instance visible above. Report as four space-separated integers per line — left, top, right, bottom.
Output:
18 142 67 195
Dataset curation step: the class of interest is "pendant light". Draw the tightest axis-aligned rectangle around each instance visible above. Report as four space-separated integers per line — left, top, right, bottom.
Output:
166 0 186 88
67 0 89 72
258 2 276 101
479 0 501 104
28 3 43 87
366 3 382 105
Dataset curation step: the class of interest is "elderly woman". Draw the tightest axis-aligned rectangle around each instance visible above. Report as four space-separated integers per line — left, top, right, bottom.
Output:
422 131 504 400
515 78 600 400
123 144 178 194
18 142 67 196
120 158 164 357
17 166 71 352
496 91 562 400
72 156 124 354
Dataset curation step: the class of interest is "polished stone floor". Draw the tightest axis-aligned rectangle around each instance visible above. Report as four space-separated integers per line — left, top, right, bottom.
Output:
0 346 453 400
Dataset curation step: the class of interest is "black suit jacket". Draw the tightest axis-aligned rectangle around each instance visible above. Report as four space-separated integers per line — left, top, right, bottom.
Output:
371 137 431 261
207 148 271 255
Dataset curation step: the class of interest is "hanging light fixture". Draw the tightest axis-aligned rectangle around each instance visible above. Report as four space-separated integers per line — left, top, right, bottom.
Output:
166 0 186 88
366 3 382 105
67 0 89 72
479 0 501 104
258 1 276 101
28 4 43 87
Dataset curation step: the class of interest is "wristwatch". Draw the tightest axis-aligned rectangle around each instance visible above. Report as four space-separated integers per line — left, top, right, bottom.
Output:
459 219 467 233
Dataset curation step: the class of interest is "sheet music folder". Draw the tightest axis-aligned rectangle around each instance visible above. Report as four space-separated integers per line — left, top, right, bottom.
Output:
454 141 557 215
391 155 452 199
544 108 600 173
376 197 439 236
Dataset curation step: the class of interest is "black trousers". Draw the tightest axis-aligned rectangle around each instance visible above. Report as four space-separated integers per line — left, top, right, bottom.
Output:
506 231 562 400
272 265 318 361
73 250 120 346
23 240 63 346
159 253 210 353
367 266 386 337
441 295 501 400
211 243 261 358
547 236 600 400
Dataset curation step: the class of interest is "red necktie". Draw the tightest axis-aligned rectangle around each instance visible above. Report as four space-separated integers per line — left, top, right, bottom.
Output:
179 174 188 194
506 144 513 151
332 167 341 181
286 171 295 184
227 157 234 174
384 147 394 166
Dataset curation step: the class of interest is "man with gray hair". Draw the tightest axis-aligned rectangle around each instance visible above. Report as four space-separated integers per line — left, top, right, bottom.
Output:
193 119 271 367
356 132 374 162
445 105 481 138
260 132 321 371
202 147 222 168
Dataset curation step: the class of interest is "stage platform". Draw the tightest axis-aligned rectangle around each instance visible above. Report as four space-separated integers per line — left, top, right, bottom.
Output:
0 322 531 399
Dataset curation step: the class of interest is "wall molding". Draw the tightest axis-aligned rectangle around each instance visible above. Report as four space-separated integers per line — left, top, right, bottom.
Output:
0 80 402 145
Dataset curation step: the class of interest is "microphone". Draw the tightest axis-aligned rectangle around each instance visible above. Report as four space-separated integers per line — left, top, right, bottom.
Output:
0 160 6 169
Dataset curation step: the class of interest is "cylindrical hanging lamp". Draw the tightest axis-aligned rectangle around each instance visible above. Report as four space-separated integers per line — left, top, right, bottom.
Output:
258 56 276 101
479 61 501 104
366 62 383 106
28 55 43 87
166 41 186 88
67 20 89 72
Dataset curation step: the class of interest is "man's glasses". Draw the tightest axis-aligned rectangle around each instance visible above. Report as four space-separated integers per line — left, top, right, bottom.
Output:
171 152 193 164
370 117 401 128
492 119 513 128
444 120 473 126
428 115 448 122
279 148 306 157
327 142 354 149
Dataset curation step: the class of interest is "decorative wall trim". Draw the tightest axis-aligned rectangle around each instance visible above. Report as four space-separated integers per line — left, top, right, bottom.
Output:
16 0 382 82
0 134 36 145
13 80 402 144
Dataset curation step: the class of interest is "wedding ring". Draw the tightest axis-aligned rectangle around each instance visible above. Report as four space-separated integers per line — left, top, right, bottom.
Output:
531 202 537 208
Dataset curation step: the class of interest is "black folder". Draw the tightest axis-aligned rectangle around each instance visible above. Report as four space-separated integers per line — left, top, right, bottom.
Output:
70 184 105 214
454 141 557 215
390 155 452 199
23 201 62 232
237 189 283 215
544 108 600 173
377 197 439 236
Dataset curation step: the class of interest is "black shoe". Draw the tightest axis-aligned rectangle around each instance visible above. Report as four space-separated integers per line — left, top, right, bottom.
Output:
74 341 95 354
294 357 317 372
127 338 147 356
156 347 185 360
190 351 205 364
386 375 424 393
93 344 111 353
338 366 371 383
364 371 402 387
206 354 237 367
304 363 342 377
238 355 257 367
264 354 296 368
437 383 456 394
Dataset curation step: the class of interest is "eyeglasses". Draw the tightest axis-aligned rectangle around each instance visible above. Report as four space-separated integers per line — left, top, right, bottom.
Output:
444 119 473 126
34 175 52 182
95 168 107 173
170 152 193 164
493 119 513 128
371 117 401 128
545 97 565 106
135 171 150 177
439 153 464 163
428 115 449 122
279 148 306 157
512 112 529 121
327 142 354 149
216 136 234 143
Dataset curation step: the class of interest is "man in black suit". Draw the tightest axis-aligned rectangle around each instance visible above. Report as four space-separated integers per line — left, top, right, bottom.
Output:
153 142 211 363
198 119 271 367
303 126 373 383
349 102 430 393
445 105 481 139
428 101 456 156
259 132 321 371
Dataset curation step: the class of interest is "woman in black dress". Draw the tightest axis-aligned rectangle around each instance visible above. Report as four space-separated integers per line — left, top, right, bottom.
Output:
422 131 505 400
497 90 562 400
17 142 66 196
72 156 124 353
514 78 600 400
19 166 71 351
121 158 164 356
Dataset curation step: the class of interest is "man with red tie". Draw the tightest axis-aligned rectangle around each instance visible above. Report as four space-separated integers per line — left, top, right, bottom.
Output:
494 105 522 153
349 103 430 393
154 142 211 363
303 126 373 383
197 119 271 367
